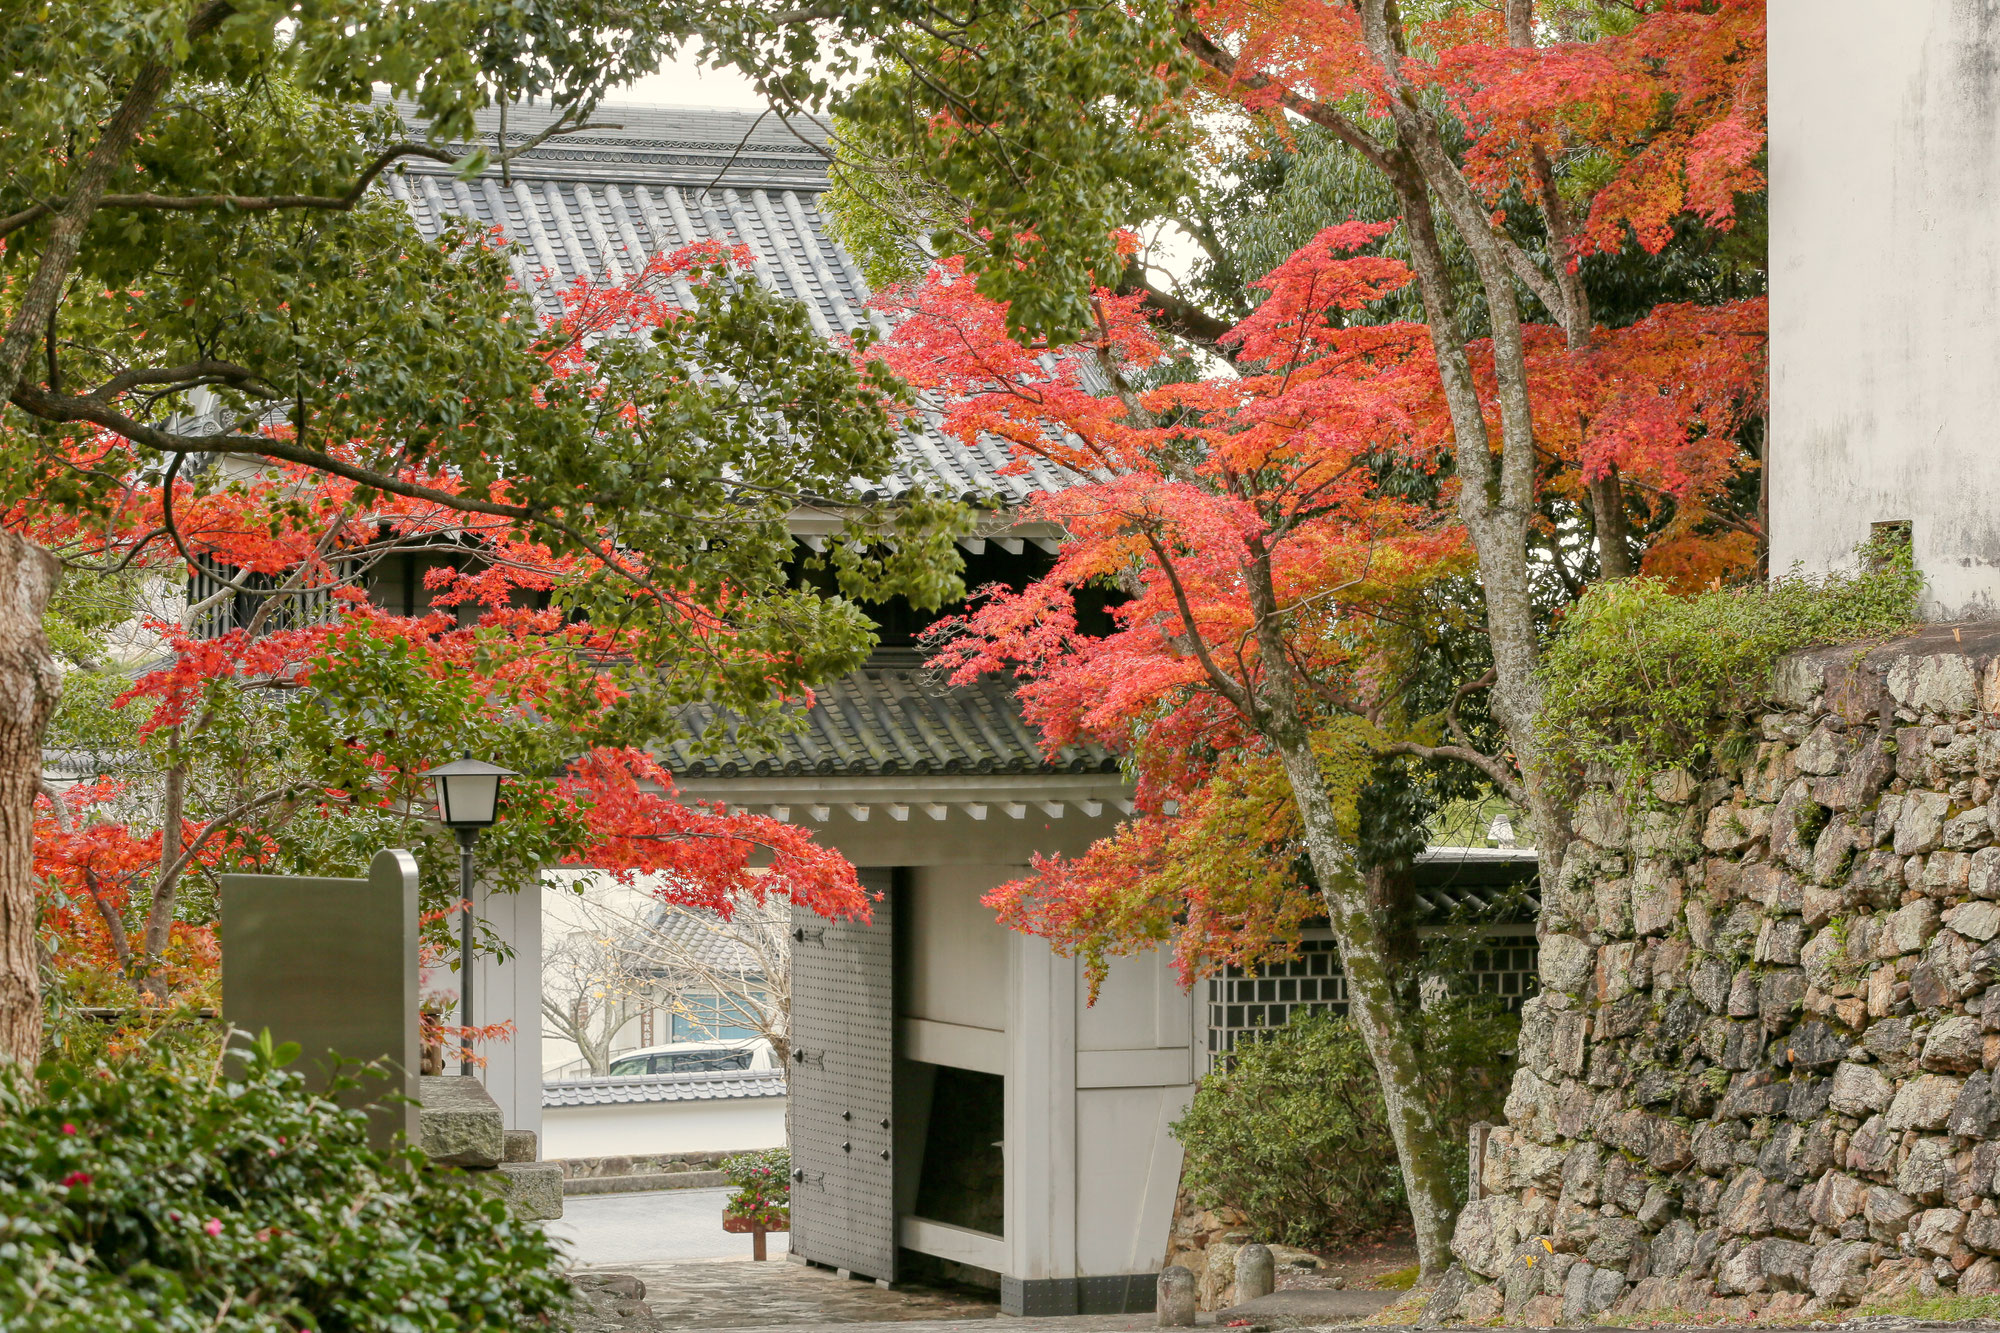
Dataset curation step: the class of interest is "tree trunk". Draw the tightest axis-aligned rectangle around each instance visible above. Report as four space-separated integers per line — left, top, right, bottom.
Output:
1359 2 1576 890
138 751 189 1001
1275 737 1461 1278
0 532 63 1064
0 1 233 407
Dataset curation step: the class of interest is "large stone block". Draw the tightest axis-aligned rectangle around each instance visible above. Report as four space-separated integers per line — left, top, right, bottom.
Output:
1887 1073 1965 1132
1923 1015 1985 1072
1886 653 1981 718
1894 1136 1953 1201
1633 869 1684 938
479 1161 564 1220
1909 1208 1968 1257
1972 847 2000 900
1864 1187 1918 1239
1947 901 2000 942
1794 722 1854 776
419 1074 505 1168
1829 1061 1894 1115
1896 791 1951 856
1451 1196 1520 1279
1808 1240 1878 1303
1539 934 1595 995
1884 898 1942 956
1808 1172 1870 1228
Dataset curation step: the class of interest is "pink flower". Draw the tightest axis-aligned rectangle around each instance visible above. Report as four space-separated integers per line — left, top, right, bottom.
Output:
204 1218 222 1237
61 1171 91 1188
61 1123 77 1136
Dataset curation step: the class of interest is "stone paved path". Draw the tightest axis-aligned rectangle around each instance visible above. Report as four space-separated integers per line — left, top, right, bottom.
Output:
588 1259 1001 1328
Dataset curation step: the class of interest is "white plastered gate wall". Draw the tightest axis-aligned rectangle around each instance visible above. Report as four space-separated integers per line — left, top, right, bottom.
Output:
893 859 1199 1298
423 876 543 1141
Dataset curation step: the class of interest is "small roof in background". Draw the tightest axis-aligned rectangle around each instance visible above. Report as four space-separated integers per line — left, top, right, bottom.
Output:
628 905 764 975
542 1067 787 1107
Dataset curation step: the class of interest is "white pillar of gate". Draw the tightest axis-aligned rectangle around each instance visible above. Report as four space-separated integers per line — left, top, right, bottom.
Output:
472 872 544 1128
464 877 543 1140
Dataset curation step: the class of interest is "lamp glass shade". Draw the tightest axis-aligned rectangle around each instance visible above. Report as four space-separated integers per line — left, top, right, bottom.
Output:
420 756 518 829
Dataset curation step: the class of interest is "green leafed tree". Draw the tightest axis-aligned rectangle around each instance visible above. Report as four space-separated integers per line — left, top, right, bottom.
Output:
0 0 1003 1063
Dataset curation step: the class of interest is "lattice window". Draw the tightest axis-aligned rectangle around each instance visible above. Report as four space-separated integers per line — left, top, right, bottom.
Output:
1205 927 1540 1060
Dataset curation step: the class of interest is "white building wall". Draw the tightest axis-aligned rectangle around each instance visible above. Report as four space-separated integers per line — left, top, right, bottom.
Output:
1770 0 2000 618
903 864 1011 1031
421 874 543 1140
541 1097 788 1160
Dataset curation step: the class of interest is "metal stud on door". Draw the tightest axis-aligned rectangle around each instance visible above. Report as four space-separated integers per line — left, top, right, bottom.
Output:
788 871 896 1282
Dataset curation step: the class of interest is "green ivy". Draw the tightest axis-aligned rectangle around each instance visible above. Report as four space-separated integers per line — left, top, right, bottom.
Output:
1537 545 1922 789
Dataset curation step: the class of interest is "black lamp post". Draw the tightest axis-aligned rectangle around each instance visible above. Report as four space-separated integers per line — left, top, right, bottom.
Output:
421 754 517 1076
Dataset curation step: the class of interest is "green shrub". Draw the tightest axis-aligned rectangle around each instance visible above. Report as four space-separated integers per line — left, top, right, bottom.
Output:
720 1146 791 1230
0 1034 570 1331
1172 999 1518 1250
1538 550 1921 787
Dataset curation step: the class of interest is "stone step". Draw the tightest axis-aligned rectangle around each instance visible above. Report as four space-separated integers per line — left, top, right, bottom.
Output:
418 1074 504 1168
480 1161 564 1220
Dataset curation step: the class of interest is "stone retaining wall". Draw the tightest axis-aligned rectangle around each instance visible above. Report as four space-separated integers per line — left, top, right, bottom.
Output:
552 1150 737 1180
1434 625 2000 1324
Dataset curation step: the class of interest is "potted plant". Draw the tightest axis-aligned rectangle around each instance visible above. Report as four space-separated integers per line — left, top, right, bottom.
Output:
720 1147 790 1261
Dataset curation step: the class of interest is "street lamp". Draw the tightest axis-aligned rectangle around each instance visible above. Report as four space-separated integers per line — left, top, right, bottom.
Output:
421 754 517 1076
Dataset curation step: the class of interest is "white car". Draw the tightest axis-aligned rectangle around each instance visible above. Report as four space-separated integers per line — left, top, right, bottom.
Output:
605 1037 778 1076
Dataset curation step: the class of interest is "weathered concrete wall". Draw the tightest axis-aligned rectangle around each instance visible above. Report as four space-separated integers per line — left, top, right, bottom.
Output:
1431 626 2000 1323
1769 1 2000 619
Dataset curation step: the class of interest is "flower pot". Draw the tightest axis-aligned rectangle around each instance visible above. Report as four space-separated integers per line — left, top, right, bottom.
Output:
722 1214 790 1234
724 1210 788 1261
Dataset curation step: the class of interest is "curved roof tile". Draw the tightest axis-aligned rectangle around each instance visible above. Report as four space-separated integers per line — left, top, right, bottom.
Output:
665 664 1121 781
542 1068 787 1107
387 101 1087 507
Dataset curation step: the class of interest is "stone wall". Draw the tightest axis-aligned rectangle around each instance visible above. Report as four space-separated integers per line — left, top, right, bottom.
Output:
1435 625 2000 1324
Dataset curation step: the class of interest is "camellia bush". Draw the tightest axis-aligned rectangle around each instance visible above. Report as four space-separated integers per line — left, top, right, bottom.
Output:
0 1035 570 1331
720 1147 791 1232
1172 999 1518 1252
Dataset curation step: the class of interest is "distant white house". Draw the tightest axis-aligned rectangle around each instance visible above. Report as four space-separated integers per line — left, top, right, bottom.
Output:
540 872 779 1080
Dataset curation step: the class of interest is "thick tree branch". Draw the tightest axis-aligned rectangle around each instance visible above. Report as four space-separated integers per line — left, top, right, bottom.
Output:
1379 738 1528 806
1177 17 1396 178
1116 259 1235 350
0 114 627 241
0 1 234 407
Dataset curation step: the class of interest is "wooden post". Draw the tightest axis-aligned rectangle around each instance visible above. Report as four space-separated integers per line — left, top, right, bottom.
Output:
1467 1121 1494 1203
753 1227 768 1261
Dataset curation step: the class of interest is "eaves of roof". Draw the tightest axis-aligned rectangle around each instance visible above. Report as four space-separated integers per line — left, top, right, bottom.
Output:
542 1067 787 1108
661 664 1119 781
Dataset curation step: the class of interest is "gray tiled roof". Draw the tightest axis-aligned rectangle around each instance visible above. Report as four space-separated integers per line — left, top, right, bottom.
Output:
386 101 1083 506
543 1067 787 1107
1412 848 1541 923
664 662 1121 780
632 906 763 974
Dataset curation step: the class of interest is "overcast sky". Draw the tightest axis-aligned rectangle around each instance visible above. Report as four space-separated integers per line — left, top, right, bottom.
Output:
602 51 772 110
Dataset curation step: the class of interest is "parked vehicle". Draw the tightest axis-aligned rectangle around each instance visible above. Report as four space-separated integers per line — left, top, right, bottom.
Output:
605 1038 777 1076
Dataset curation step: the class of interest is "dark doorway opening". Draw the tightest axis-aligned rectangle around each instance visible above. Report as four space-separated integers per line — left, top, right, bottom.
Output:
913 1065 1005 1236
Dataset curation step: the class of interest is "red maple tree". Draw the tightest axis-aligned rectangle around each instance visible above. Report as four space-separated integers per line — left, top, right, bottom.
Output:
864 4 1770 1268
29 246 877 1025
